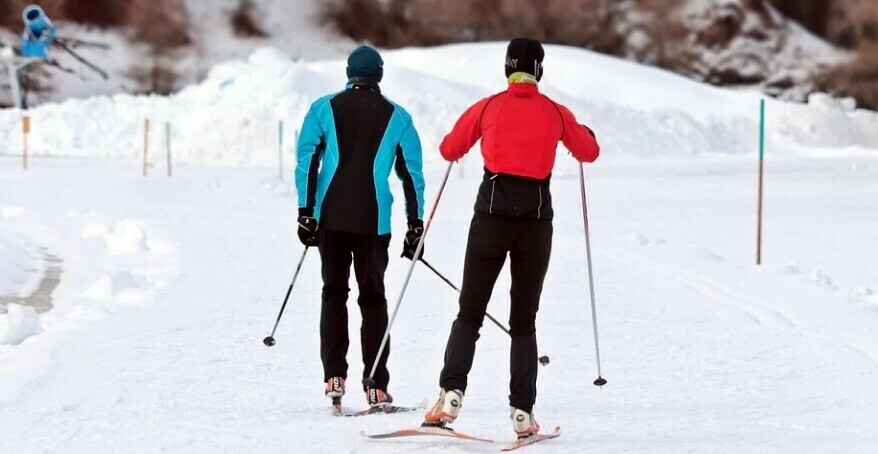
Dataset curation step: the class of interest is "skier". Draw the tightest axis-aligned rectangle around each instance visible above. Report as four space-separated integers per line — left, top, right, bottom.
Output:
295 45 426 409
423 38 600 437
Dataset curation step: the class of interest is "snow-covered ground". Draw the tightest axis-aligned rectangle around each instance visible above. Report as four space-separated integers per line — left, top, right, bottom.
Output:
0 154 876 452
1 43 877 452
0 228 42 299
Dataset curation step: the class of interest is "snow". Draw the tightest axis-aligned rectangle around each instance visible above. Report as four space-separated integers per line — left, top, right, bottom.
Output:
679 0 848 97
0 303 41 345
1 43 877 168
0 231 43 299
0 0 350 105
0 42 877 451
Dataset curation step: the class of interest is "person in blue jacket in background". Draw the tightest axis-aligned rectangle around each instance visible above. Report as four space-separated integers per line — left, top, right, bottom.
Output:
20 5 56 59
295 45 426 409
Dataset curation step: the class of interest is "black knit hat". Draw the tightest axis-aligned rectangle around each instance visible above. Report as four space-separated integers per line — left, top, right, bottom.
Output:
505 38 545 81
346 45 384 82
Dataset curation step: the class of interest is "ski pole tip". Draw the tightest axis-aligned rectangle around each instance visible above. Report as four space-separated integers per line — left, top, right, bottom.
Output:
539 355 550 366
263 336 276 347
594 377 607 387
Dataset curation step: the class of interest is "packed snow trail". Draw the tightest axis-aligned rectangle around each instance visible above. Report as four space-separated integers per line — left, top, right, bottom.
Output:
0 155 876 452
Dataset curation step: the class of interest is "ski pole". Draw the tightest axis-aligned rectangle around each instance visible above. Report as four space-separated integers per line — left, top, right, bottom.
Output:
263 246 310 347
419 258 551 366
363 162 454 388
579 164 607 387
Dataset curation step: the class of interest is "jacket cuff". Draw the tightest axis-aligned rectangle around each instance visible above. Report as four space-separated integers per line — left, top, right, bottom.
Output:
298 207 314 217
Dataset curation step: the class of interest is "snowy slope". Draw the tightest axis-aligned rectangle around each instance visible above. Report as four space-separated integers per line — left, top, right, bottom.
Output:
0 231 41 299
1 43 877 167
0 0 350 105
0 43 877 452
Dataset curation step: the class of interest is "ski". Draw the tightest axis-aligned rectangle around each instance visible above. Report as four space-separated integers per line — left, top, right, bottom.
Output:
362 424 494 443
332 398 427 417
500 426 561 451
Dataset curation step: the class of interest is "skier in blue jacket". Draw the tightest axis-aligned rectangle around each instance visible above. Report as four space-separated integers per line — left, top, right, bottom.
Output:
295 45 426 409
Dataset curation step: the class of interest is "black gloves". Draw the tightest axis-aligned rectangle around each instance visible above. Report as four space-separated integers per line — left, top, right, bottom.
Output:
401 219 425 261
297 215 319 247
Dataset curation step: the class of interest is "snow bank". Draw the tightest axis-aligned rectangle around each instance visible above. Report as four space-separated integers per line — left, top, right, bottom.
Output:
0 304 41 345
1 43 876 164
85 271 149 302
82 221 150 255
0 233 43 298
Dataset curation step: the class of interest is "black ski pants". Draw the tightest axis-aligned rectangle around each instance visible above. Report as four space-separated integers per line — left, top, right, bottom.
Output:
319 229 391 391
440 213 553 412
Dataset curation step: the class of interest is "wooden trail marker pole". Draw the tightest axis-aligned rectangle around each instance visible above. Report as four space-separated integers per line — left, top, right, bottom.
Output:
166 122 172 177
143 119 150 177
756 99 766 265
22 115 30 171
278 120 284 180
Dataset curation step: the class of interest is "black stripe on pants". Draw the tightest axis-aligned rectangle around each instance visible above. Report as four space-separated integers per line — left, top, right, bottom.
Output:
439 213 552 413
318 229 392 391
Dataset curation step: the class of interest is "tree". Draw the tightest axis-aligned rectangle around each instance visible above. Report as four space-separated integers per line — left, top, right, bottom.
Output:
127 0 190 95
62 0 130 27
768 0 831 37
230 0 268 38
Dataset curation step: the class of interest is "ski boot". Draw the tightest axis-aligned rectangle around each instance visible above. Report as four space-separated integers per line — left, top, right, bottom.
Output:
365 387 393 408
325 377 345 408
511 408 541 438
423 389 463 427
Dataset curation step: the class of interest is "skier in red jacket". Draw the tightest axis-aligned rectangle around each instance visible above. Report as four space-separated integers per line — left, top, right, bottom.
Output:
423 38 600 437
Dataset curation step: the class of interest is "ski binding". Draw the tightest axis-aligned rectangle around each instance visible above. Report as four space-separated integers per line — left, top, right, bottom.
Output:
501 426 561 451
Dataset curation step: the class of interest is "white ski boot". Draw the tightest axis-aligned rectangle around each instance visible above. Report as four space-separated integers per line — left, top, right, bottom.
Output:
511 407 541 438
423 389 463 426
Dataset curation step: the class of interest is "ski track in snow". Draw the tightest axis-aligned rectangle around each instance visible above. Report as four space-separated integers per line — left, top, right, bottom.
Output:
0 156 876 452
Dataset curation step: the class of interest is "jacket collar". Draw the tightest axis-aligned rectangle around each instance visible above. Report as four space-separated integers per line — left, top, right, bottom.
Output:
507 82 539 94
346 76 381 93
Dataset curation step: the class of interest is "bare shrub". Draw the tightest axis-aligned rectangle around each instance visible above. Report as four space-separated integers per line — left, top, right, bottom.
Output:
0 0 18 29
814 43 878 110
231 0 268 38
320 0 393 45
127 0 190 95
62 0 131 27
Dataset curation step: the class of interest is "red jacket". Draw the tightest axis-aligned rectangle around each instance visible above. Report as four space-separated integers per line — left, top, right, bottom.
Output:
440 83 600 179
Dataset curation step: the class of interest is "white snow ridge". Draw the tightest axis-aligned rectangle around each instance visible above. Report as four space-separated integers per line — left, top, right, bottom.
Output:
0 304 41 345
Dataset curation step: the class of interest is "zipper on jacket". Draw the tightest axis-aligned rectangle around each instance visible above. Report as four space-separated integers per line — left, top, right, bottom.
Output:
537 186 543 219
489 180 496 214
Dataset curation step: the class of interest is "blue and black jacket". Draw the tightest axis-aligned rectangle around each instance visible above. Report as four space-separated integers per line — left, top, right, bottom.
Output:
296 78 425 236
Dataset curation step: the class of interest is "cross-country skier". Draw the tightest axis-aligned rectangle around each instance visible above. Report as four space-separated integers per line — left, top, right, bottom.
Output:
295 45 426 409
423 38 600 437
